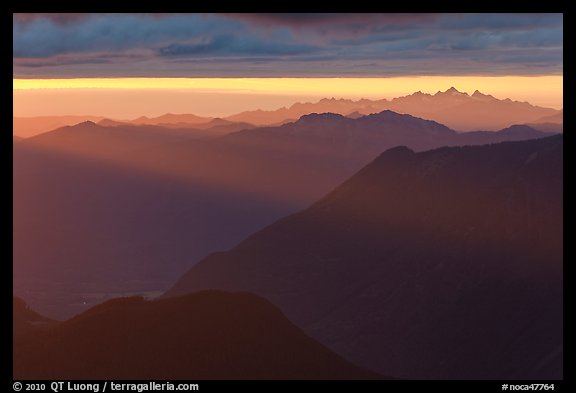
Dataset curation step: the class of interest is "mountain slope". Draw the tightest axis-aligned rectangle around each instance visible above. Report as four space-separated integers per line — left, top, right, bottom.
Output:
130 113 213 125
13 115 106 138
24 121 230 155
13 291 381 380
531 110 563 125
166 136 563 380
14 139 290 320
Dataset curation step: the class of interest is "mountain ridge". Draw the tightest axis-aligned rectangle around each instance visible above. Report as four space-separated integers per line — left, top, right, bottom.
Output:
225 87 559 131
165 135 563 380
14 88 560 137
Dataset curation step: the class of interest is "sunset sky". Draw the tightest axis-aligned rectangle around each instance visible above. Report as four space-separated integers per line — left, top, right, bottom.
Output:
13 13 563 118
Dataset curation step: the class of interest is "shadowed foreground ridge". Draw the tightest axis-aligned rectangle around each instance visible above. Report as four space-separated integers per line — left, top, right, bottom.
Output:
13 296 56 337
166 136 563 380
13 291 382 380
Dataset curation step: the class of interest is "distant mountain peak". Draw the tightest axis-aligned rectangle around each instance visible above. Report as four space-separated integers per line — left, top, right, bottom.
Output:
224 88 558 131
471 90 497 100
78 120 98 127
347 111 364 119
319 97 352 104
437 86 468 96
298 112 346 123
362 110 447 129
363 109 405 120
377 144 415 158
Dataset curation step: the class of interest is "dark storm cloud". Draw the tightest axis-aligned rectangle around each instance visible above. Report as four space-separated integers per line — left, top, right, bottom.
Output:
224 13 440 30
13 13 91 24
13 13 563 77
438 13 562 30
13 14 243 58
157 34 317 56
12 13 175 25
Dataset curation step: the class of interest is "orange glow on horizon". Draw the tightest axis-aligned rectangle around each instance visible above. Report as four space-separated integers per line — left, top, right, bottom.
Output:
13 76 563 118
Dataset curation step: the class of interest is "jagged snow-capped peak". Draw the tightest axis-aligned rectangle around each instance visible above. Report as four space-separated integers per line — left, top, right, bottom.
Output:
444 87 468 96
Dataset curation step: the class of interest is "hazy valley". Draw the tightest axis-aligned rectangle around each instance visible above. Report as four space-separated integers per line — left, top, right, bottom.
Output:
13 95 557 320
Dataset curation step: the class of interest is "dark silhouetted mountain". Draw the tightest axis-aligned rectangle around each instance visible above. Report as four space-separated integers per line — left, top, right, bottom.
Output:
14 110 554 319
224 111 458 156
13 291 381 380
166 136 563 380
222 112 550 166
225 88 559 131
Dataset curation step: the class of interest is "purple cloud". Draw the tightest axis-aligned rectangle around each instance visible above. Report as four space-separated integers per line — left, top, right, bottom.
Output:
13 13 563 77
